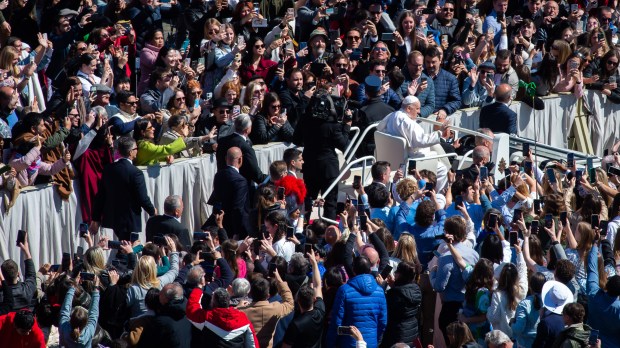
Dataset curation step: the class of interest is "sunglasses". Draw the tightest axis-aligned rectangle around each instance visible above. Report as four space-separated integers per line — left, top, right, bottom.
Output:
443 7 454 12
607 60 619 66
175 97 186 101
336 64 347 68
347 36 361 40
374 47 388 52
374 69 386 74
254 44 265 48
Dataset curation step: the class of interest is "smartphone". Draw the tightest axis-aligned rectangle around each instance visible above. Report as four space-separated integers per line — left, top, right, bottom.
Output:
79 222 89 237
304 243 313 254
488 213 498 230
268 262 277 273
591 214 600 229
536 39 545 50
570 3 579 12
598 32 605 41
513 209 523 221
62 252 71 270
76 246 84 258
600 220 609 234
153 235 166 246
198 57 205 66
329 29 340 42
80 272 95 281
524 161 532 172
286 226 295 238
509 230 518 246
589 167 597 184
337 326 352 335
425 182 435 192
287 7 294 16
544 214 553 228
546 168 557 184
534 199 542 214
184 58 191 67
455 196 464 207
589 329 599 346
326 7 335 14
50 264 60 272
608 166 620 176
108 240 122 249
253 239 262 255
522 143 530 156
277 187 285 201
199 251 214 264
567 153 575 167
576 169 583 183
515 44 524 55
299 42 307 50
16 229 26 246
357 203 365 215
353 175 361 189
408 159 417 173
380 265 393 279
194 99 200 108
381 32 395 41
130 232 140 243
587 157 594 170
530 220 539 233
360 215 368 231
351 198 358 208
604 148 609 157
440 34 449 44
337 202 346 214
479 166 489 182
560 211 568 225
232 105 241 117
193 232 209 241
213 202 223 215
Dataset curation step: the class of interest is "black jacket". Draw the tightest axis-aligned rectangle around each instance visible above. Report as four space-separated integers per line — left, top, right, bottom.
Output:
208 166 252 239
355 97 394 157
295 116 350 180
145 215 189 243
279 87 308 129
250 114 295 145
137 298 193 348
0 259 36 312
380 283 422 348
92 158 156 241
216 133 267 185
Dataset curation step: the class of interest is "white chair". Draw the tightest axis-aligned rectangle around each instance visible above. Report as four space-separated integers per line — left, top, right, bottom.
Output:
374 131 448 175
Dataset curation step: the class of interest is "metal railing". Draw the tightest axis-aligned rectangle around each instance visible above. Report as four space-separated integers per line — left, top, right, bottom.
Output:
416 118 494 140
508 135 599 164
343 126 360 160
317 155 376 225
345 123 379 164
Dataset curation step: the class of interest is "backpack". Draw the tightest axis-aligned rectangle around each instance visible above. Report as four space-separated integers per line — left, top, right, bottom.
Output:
308 88 337 121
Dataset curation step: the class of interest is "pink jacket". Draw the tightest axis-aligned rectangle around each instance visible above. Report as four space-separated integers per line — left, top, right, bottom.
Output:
137 43 161 95
10 146 68 187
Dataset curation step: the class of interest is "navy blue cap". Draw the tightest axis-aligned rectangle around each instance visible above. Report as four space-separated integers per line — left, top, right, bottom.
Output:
365 75 382 93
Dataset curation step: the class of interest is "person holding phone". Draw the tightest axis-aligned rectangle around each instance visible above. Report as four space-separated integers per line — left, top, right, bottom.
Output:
261 211 296 264
58 275 100 348
587 50 620 103
462 61 496 108
552 51 585 98
0 235 35 312
250 92 294 145
430 2 459 47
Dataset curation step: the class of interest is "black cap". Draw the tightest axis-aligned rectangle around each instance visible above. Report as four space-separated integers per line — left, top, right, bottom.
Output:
212 98 232 109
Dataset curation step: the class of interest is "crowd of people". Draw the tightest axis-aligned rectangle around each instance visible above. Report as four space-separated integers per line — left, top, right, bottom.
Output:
0 0 620 347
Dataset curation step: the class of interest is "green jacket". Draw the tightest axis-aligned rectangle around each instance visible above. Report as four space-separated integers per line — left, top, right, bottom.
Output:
134 137 186 166
552 323 591 348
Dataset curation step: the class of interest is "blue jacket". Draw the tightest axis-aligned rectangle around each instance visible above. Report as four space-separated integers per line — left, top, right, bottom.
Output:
59 288 100 348
401 208 446 269
356 82 402 110
399 70 435 118
327 274 388 348
479 102 518 135
427 68 461 114
431 243 479 302
587 245 620 348
511 294 540 348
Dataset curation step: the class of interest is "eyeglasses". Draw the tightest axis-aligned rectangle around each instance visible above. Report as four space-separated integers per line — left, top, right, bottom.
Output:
124 101 138 105
602 17 612 22
68 113 80 117
374 69 386 74
254 44 265 49
336 64 347 68
208 30 220 34
347 36 361 40
271 104 281 109
131 147 138 151
176 97 186 101
607 60 619 66
373 47 388 52
443 7 455 12
191 90 202 95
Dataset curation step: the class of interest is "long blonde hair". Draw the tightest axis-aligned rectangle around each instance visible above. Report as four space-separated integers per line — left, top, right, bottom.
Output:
83 247 106 275
0 46 19 76
393 233 420 265
131 256 160 290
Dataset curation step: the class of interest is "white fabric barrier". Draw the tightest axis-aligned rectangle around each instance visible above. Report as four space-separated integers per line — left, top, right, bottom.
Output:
447 91 620 156
0 143 294 269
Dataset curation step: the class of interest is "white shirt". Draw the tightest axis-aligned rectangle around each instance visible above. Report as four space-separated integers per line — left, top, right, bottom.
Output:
376 109 441 157
77 70 101 98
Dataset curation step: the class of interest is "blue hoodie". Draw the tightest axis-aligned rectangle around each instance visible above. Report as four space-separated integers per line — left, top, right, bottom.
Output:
326 273 388 348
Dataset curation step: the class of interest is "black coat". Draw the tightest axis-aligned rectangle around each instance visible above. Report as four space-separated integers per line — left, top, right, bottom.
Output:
250 113 295 145
145 215 189 243
0 259 36 312
216 133 267 185
479 102 517 135
279 87 308 129
380 283 422 348
92 158 156 241
137 299 193 348
356 97 395 157
208 166 252 239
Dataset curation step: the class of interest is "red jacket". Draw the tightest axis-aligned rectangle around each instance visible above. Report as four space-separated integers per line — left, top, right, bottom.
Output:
186 288 259 348
0 312 46 348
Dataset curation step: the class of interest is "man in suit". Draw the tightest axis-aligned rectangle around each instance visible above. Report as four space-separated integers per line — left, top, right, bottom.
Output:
145 195 189 245
216 114 267 186
209 147 252 239
358 161 392 221
90 136 156 241
479 83 518 135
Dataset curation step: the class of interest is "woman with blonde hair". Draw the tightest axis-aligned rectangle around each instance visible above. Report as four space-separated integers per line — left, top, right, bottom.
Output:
393 178 420 238
563 221 596 294
241 79 265 115
0 45 36 94
389 233 422 277
126 236 179 317
201 18 222 94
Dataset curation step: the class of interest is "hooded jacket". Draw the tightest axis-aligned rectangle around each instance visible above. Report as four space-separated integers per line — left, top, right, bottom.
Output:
137 298 192 348
186 288 259 348
380 283 422 348
327 273 388 348
0 311 46 348
552 323 591 348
